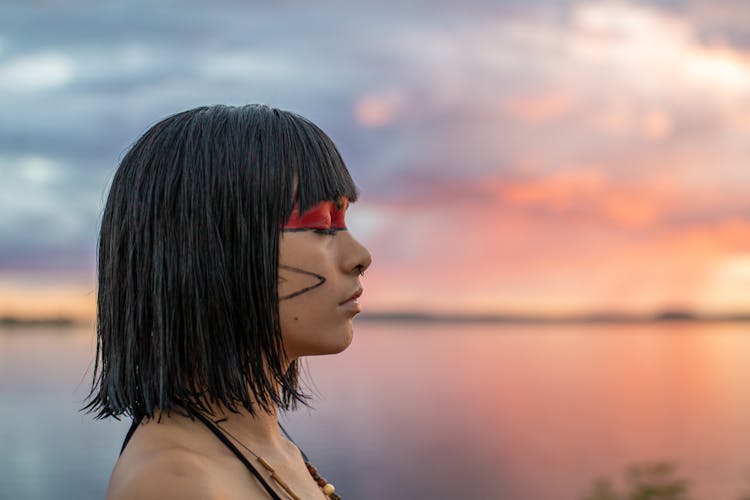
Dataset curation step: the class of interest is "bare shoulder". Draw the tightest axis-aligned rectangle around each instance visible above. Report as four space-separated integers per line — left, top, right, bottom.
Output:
106 433 271 500
107 447 220 500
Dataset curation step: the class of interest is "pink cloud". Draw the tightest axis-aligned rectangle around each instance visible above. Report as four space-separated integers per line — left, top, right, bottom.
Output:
354 88 408 127
360 169 750 315
499 90 576 124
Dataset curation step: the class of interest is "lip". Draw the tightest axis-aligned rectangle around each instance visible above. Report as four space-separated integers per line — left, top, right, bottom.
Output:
339 287 363 306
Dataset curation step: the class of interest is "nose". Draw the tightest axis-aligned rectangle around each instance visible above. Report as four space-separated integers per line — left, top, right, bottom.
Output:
341 231 372 276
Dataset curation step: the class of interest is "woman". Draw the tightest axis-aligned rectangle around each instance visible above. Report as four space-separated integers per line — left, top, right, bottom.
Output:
84 104 373 499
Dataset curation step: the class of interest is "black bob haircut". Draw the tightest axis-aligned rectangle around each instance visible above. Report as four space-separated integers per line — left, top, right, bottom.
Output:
84 104 359 421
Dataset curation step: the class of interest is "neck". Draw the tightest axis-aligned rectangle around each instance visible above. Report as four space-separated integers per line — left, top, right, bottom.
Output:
179 356 296 456
208 399 285 452
200 356 295 456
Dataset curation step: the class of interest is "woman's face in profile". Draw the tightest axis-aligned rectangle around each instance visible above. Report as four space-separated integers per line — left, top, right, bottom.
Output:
278 196 372 358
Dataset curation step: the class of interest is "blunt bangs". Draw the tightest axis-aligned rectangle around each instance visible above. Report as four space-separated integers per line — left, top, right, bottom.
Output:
84 104 359 421
278 110 359 218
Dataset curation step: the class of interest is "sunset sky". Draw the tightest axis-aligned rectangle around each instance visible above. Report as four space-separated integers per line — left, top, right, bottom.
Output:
0 0 748 319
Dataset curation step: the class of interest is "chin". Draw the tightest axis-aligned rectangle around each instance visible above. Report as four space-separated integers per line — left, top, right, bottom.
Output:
332 333 354 354
311 326 354 356
324 333 354 355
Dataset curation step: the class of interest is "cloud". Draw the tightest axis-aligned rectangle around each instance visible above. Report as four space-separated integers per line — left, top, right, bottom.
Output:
352 0 750 184
196 50 299 82
355 88 409 127
564 2 750 97
0 51 75 92
354 163 750 313
701 252 750 313
361 195 750 314
0 0 748 316
0 154 101 273
499 90 576 124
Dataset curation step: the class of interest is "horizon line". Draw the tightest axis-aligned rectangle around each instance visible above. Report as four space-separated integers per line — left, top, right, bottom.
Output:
356 310 750 324
2 309 750 327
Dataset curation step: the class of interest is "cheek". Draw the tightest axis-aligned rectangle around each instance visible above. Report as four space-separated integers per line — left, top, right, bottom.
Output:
278 286 323 327
278 235 332 278
278 300 333 354
279 293 328 328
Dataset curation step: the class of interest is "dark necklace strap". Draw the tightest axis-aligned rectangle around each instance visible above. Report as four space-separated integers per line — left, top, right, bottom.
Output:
119 411 298 456
278 421 310 463
120 414 143 455
118 409 305 499
119 410 281 499
188 407 283 500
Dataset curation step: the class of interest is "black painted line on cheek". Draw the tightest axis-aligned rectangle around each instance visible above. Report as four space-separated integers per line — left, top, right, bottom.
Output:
278 264 327 300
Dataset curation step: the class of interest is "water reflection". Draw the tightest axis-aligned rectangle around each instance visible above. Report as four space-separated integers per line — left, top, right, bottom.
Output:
2 322 750 499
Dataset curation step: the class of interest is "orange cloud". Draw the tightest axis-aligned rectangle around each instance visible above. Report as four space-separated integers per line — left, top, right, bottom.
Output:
387 168 674 229
363 214 750 315
358 169 750 315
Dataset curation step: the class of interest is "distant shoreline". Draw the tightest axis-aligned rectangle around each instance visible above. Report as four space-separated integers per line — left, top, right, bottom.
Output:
357 311 750 324
3 310 749 328
0 317 82 328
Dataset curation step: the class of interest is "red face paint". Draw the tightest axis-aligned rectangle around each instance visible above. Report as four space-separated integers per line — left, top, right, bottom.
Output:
284 196 349 230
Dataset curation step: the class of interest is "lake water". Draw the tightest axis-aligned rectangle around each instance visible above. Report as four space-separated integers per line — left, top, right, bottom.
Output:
1 321 750 499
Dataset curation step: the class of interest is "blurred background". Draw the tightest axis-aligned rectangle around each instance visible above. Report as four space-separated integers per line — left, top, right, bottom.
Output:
1 0 749 499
